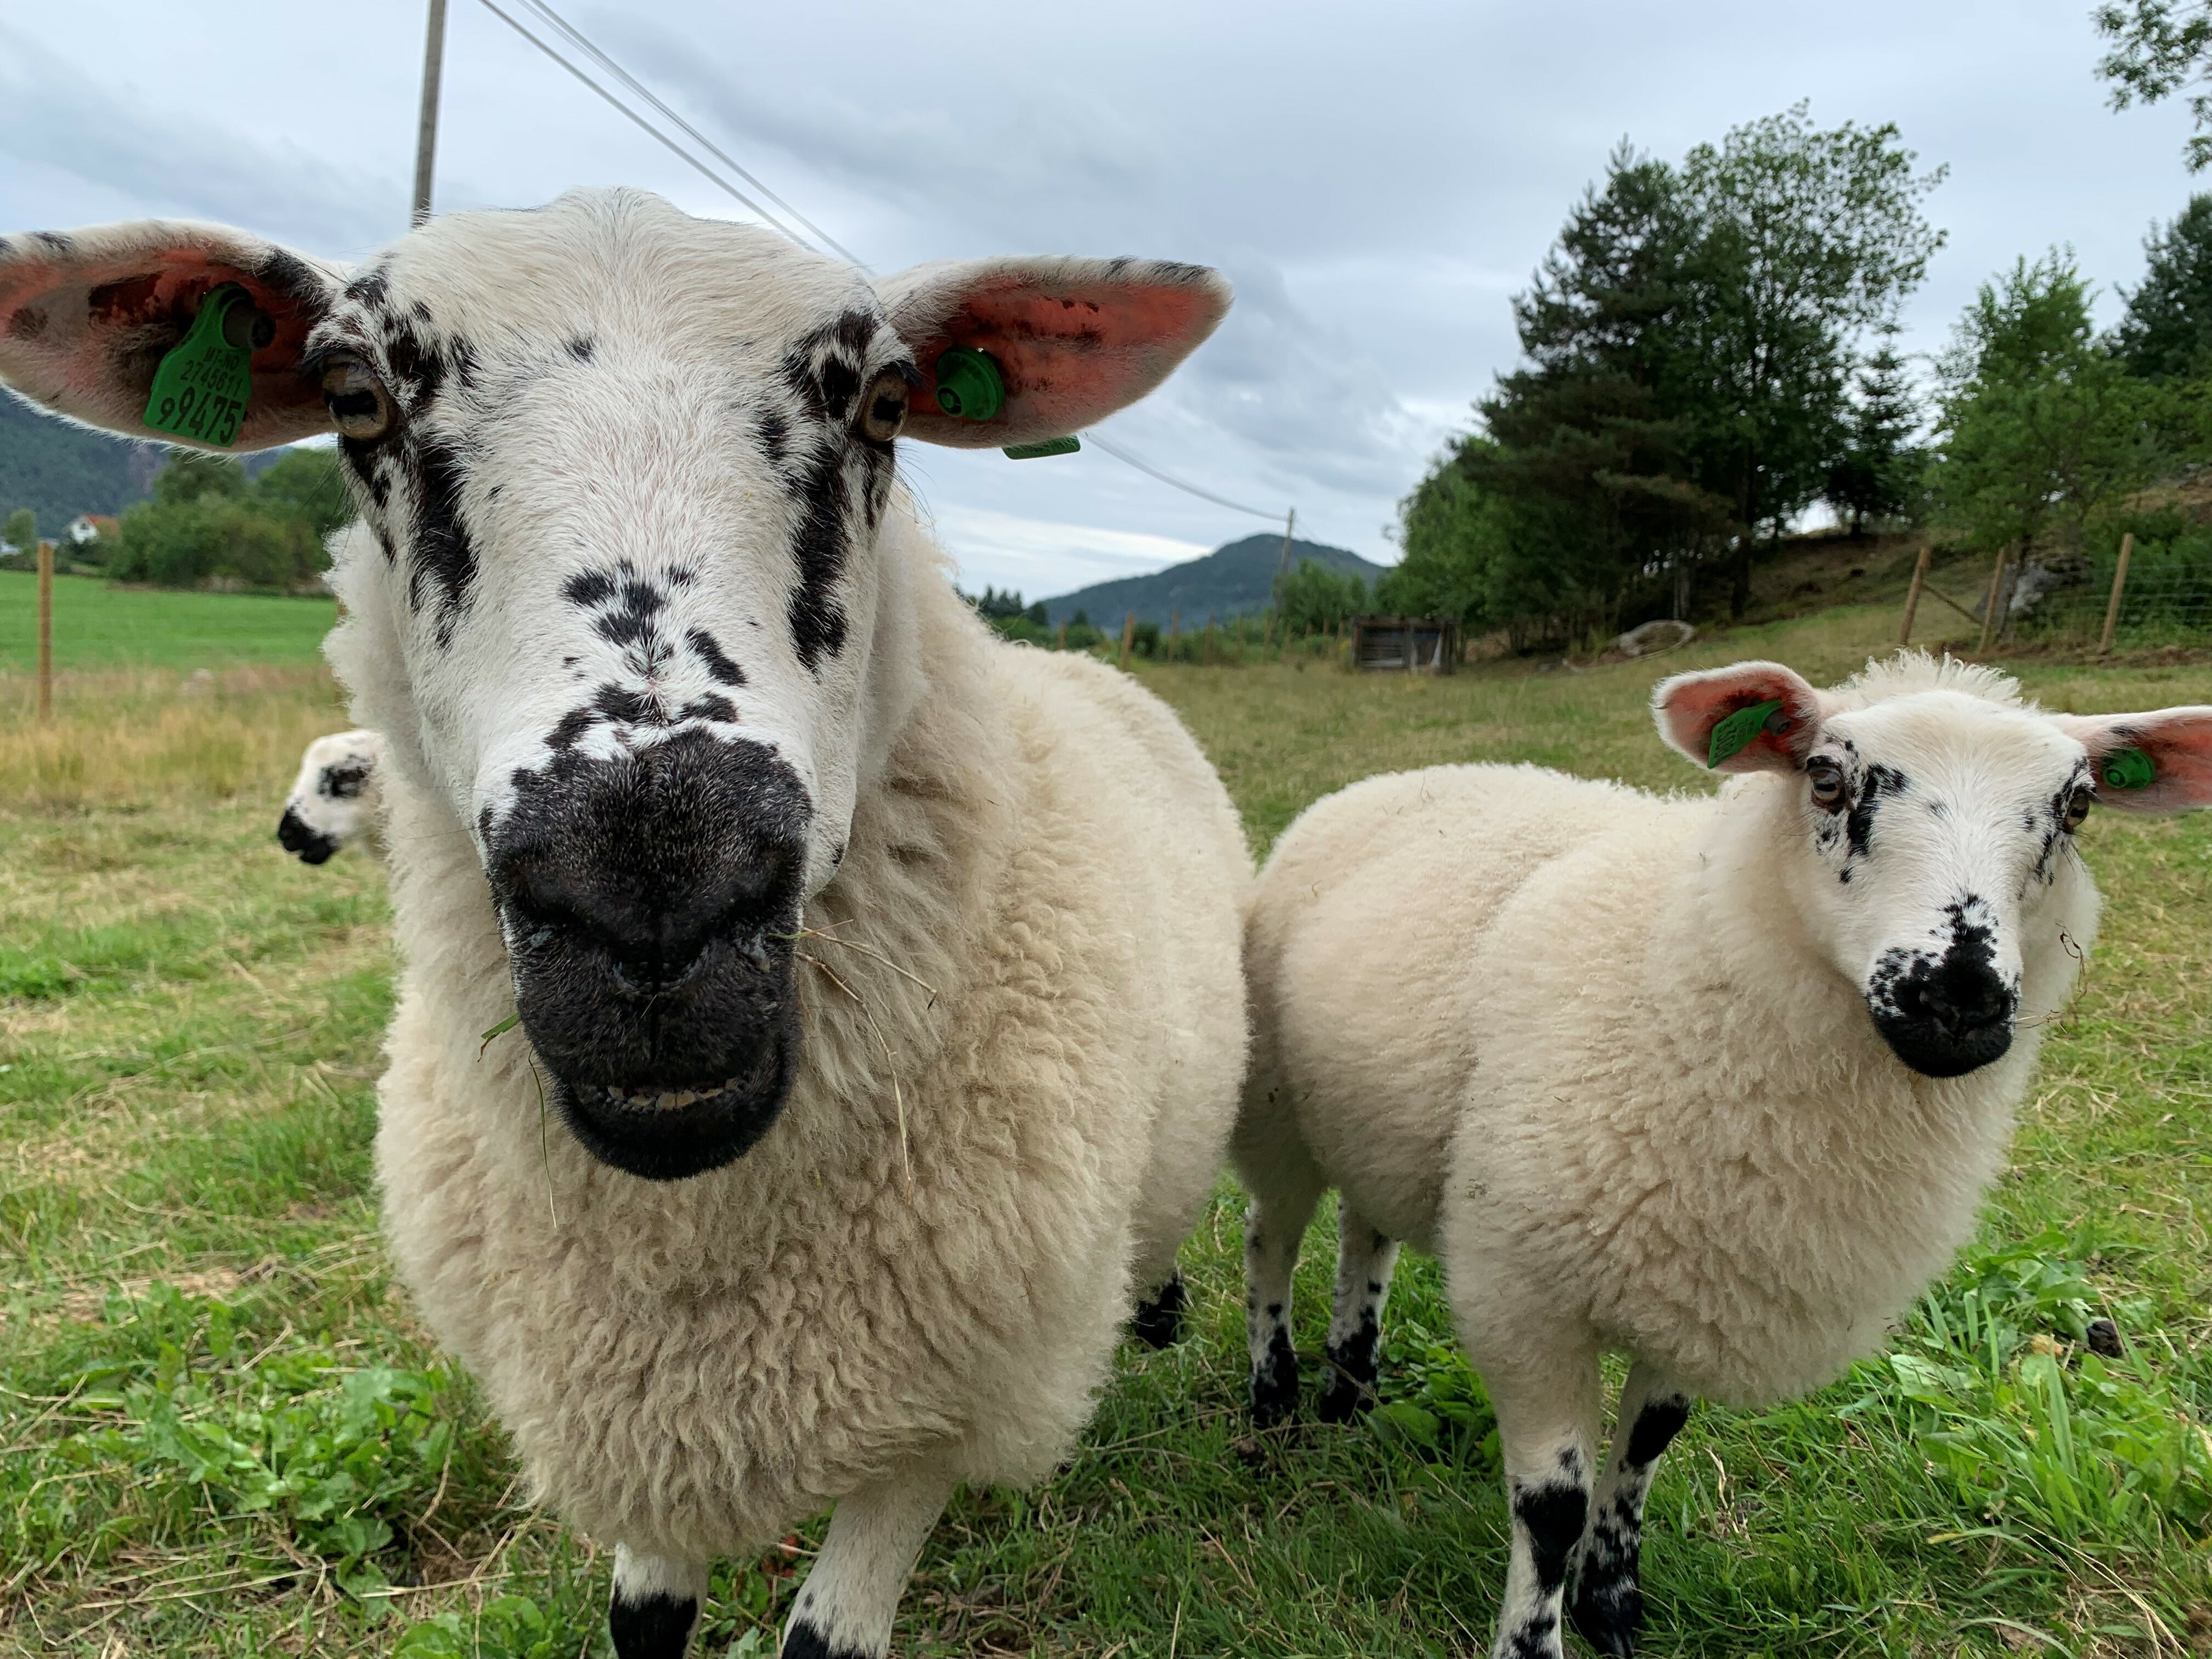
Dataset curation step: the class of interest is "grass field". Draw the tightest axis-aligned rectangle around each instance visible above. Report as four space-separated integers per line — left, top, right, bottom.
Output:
3 599 2211 1657
0 570 337 675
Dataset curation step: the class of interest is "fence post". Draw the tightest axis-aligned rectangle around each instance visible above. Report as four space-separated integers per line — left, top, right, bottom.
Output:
1899 544 1931 647
36 538 53 723
2099 531 2135 655
1976 546 2010 656
1118 611 1135 670
1054 620 1067 651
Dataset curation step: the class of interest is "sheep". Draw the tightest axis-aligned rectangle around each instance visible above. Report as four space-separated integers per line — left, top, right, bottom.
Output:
0 189 1251 1659
276 728 385 864
1233 652 2212 1659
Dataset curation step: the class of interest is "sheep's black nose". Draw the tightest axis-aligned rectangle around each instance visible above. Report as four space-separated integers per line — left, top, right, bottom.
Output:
1867 949 2017 1080
1898 961 2012 1037
484 729 813 1181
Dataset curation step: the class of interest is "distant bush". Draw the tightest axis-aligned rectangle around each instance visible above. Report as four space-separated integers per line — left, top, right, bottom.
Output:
108 448 349 592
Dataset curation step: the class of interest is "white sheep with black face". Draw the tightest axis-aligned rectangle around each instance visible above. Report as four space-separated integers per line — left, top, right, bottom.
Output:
0 190 1250 1659
1233 653 2212 1659
277 729 384 864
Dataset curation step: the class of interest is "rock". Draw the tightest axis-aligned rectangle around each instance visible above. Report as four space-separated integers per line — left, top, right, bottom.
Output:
1618 619 1695 658
2085 1317 2123 1358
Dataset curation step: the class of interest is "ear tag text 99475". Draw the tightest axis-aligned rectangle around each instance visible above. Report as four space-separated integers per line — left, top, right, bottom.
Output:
143 283 273 448
2101 746 2156 791
1707 698 1787 768
932 346 1080 460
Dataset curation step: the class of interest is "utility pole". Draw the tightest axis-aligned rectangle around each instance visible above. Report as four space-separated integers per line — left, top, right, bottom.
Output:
1269 507 1297 646
412 0 449 227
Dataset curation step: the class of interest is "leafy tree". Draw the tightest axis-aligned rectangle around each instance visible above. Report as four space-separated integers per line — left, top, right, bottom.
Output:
253 446 354 540
1824 332 1923 534
2114 195 2212 379
1024 599 1048 628
1930 251 2165 556
2096 1 2212 170
1277 558 1366 631
153 451 248 507
2 507 33 557
109 495 323 590
1380 438 1532 627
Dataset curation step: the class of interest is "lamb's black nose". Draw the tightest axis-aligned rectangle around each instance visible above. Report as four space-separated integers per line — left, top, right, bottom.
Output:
1868 952 2017 1079
484 729 813 1181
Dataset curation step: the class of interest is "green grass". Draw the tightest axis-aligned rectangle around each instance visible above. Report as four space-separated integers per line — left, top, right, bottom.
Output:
0 569 336 673
4 604 2212 1656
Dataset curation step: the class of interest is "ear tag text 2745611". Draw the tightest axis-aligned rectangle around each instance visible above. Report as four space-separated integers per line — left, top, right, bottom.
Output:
143 284 273 448
1707 698 1787 769
932 346 1080 460
2101 746 2157 791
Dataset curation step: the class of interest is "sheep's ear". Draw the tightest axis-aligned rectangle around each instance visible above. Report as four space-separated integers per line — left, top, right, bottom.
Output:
1651 660 1824 774
0 220 342 451
876 256 1231 449
2053 706 2212 814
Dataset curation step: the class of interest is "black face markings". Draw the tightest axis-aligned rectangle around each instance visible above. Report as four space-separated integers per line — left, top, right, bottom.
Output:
31 229 74 255
320 761 371 800
275 806 337 865
776 309 896 675
687 627 746 687
343 262 392 309
757 407 789 468
566 333 596 363
595 683 662 726
407 435 479 645
1843 761 1909 860
680 693 738 724
548 706 599 751
607 1588 697 1658
565 570 616 608
1866 895 2017 1078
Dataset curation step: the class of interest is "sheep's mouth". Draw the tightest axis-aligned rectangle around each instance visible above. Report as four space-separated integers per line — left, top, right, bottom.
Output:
547 1032 795 1182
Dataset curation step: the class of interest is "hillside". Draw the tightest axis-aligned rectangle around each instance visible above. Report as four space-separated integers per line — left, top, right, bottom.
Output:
1042 533 1387 628
0 393 165 533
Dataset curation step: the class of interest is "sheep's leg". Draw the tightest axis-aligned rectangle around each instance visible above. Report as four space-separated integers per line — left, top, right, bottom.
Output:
608 1547 708 1659
1242 1171 1323 1428
1470 1334 1601 1659
1569 1361 1692 1657
1317 1199 1400 1424
1130 1268 1188 1350
782 1468 953 1658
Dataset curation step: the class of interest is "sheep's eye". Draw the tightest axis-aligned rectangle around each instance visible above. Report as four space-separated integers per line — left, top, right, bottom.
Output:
320 359 394 442
1807 759 1848 811
856 369 910 443
2063 786 2094 832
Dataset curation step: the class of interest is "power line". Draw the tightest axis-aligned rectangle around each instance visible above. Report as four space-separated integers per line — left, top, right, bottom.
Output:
469 0 1291 528
510 0 866 268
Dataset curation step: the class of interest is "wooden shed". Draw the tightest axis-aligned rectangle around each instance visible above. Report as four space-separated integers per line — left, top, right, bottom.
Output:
1349 616 1458 673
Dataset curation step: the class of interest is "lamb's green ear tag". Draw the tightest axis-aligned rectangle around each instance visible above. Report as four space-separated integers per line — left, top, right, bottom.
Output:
1003 435 1080 460
933 347 1005 421
2101 746 2156 791
143 284 267 448
1707 697 1785 769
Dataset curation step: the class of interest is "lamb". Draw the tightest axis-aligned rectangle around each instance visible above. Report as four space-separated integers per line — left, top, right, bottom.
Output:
0 190 1251 1659
1233 653 2212 1659
277 728 385 864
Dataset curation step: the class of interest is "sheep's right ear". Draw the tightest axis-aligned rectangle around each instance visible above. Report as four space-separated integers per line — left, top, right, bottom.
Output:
0 219 343 450
1651 660 1824 774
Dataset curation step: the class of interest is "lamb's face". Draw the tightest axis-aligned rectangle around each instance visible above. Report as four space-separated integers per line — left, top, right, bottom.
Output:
1784 692 2094 1078
278 730 384 864
0 194 1231 1182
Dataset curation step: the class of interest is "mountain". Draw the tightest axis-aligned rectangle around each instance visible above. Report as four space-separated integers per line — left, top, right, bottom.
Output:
1042 533 1388 628
0 393 166 534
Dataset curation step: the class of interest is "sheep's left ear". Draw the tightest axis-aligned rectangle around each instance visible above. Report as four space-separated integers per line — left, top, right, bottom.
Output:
0 219 342 450
1651 660 1825 774
877 256 1231 449
2053 706 2212 814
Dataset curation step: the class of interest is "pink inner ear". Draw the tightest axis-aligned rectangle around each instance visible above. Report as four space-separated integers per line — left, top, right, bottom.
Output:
1655 664 1820 774
913 280 1220 438
2062 708 2212 812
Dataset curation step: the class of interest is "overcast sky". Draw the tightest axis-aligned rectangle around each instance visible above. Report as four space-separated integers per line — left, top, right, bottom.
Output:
2 2 2202 597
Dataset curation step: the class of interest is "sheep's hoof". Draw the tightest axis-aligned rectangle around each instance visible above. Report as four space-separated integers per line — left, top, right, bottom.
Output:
1568 1572 1641 1657
1131 1272 1187 1349
1249 1328 1300 1427
1314 1374 1372 1425
781 1620 871 1659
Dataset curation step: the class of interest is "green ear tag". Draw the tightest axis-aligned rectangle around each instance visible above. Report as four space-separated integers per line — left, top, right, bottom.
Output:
2101 746 2156 791
1003 435 1080 460
143 284 266 448
1707 698 1785 769
933 347 1006 421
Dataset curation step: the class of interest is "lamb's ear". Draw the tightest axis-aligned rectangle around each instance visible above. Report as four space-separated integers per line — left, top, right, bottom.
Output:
2053 706 2212 814
1651 660 1824 774
0 220 342 450
876 256 1231 449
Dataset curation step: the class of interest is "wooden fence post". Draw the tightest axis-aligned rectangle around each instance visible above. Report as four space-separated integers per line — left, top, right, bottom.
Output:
1118 612 1135 670
2099 531 2135 655
1167 610 1178 658
1976 546 2010 656
36 538 53 723
1899 544 1931 647
1054 620 1067 651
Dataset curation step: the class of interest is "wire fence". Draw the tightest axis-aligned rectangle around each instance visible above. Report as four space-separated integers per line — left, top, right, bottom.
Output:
2004 539 2212 650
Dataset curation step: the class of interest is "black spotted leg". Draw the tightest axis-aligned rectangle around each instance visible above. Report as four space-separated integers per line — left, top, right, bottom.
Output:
609 1547 707 1659
781 1468 953 1658
1317 1199 1400 1423
1243 1178 1322 1427
1472 1338 1601 1659
1570 1362 1692 1657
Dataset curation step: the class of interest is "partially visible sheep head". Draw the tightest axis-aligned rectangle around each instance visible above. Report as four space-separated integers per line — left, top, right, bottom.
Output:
1654 654 2212 1080
0 190 1231 1180
278 730 385 864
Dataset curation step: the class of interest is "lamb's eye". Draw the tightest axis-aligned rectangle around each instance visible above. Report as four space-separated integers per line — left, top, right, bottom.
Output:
856 370 909 443
320 359 394 441
2063 786 2094 832
1807 759 1847 811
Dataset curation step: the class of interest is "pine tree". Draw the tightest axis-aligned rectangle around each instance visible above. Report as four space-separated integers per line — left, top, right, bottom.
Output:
2114 194 2212 379
1825 335 1921 535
